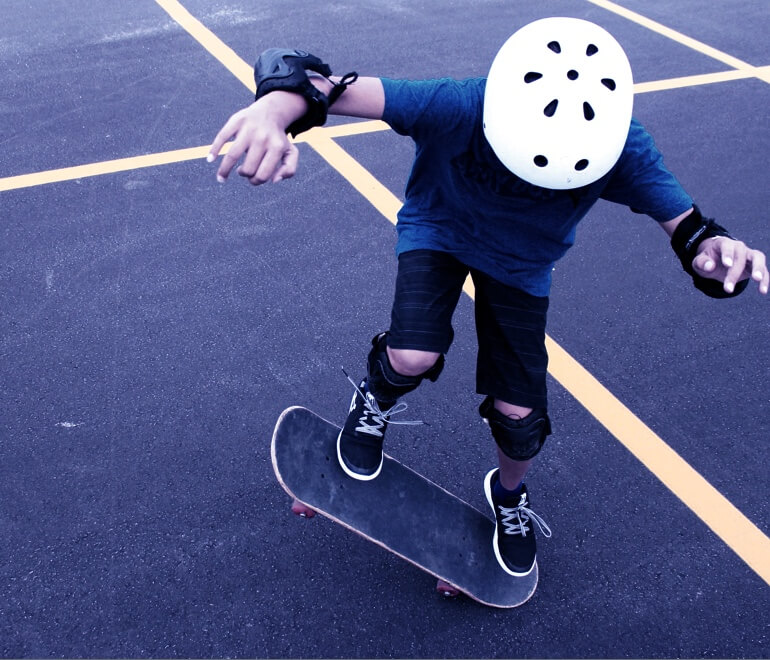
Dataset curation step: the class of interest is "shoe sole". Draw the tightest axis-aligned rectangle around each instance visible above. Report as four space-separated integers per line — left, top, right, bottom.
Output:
483 469 536 578
336 430 383 482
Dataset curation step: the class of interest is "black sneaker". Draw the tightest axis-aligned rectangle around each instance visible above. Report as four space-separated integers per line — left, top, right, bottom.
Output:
484 469 552 577
337 378 415 481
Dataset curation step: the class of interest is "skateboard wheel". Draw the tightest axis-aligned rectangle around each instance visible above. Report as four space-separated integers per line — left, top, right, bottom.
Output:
436 579 461 598
291 499 316 518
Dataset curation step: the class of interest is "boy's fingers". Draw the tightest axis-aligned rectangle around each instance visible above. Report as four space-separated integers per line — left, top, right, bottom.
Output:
208 115 240 162
207 135 224 162
748 250 766 280
247 147 283 185
271 144 299 183
723 250 746 293
236 142 268 180
237 135 295 185
217 154 237 181
693 240 769 295
692 251 716 274
719 238 736 268
238 140 299 186
747 250 769 294
207 136 224 162
216 138 247 181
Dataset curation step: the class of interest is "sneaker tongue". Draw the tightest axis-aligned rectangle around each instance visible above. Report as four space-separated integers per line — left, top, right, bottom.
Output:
373 395 397 410
362 382 395 411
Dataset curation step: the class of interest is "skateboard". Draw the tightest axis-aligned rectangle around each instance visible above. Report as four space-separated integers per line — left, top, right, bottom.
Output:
271 406 538 608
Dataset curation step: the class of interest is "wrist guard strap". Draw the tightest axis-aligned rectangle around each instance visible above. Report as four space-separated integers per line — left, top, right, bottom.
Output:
254 48 358 137
670 205 748 298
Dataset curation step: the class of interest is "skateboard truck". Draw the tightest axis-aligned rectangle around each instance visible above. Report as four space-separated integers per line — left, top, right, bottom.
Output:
291 498 316 518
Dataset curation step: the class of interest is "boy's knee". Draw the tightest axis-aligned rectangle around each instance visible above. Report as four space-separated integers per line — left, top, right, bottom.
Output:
479 396 551 461
387 346 441 377
366 333 444 405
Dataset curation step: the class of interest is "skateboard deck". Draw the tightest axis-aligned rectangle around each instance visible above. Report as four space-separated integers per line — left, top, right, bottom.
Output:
271 406 538 608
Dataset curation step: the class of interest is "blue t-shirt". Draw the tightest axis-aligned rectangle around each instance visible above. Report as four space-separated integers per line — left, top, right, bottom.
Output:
380 77 693 296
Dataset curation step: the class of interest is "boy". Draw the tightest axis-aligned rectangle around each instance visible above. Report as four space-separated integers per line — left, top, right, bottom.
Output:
208 18 768 578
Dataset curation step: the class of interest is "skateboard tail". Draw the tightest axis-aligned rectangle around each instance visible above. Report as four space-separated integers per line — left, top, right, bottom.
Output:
271 407 307 502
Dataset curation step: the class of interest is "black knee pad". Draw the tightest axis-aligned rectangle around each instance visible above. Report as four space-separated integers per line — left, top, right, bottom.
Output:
366 332 444 405
479 396 551 461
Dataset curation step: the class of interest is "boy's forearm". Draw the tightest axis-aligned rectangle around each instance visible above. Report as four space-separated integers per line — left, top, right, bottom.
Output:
309 74 385 120
659 207 694 237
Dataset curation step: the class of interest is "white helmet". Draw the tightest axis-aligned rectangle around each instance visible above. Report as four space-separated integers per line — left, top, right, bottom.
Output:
483 17 633 190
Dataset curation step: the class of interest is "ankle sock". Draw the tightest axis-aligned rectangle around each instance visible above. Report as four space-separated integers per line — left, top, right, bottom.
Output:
493 477 523 501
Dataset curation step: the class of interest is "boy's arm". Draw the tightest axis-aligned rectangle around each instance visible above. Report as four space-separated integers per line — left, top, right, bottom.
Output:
311 74 385 119
208 69 384 185
660 208 768 296
602 120 766 297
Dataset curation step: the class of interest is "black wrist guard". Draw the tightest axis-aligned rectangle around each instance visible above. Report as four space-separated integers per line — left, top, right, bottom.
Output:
254 48 358 137
670 205 748 298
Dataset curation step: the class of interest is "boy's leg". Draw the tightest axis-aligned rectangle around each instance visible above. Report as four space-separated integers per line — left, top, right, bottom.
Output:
472 268 552 576
493 401 535 488
337 250 467 480
480 398 553 578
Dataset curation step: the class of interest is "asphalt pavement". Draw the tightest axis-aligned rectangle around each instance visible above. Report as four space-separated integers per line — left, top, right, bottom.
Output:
1 0 768 657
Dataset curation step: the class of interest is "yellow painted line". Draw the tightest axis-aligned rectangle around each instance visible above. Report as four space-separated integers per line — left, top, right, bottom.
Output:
545 338 770 585
303 134 402 221
154 0 255 93
306 132 770 587
307 120 391 140
754 65 770 85
588 0 760 74
634 68 759 94
0 144 232 192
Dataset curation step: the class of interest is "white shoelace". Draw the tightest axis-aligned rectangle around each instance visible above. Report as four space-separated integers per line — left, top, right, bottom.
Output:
343 369 423 437
498 496 553 539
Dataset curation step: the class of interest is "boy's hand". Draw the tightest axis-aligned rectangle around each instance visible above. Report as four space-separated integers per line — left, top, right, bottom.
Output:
692 237 769 295
207 92 306 185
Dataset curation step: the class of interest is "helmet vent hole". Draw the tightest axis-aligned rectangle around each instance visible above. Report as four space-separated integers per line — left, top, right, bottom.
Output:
583 102 595 121
547 41 561 54
586 44 599 56
601 78 617 91
567 69 579 80
534 155 548 168
524 71 543 83
543 99 559 117
575 159 589 171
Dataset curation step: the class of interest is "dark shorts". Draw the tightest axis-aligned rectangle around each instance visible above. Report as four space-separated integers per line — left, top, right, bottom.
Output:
387 249 549 409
